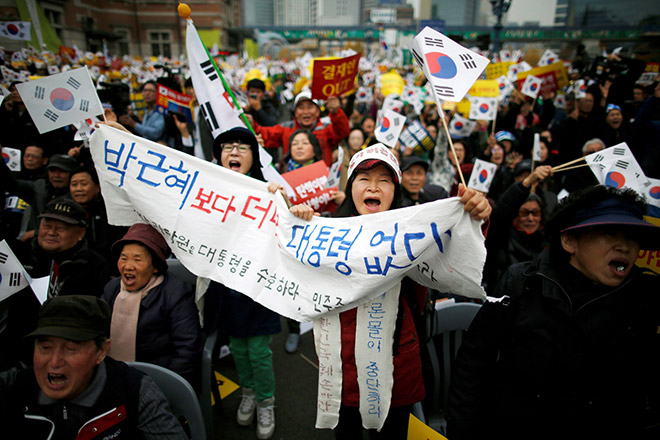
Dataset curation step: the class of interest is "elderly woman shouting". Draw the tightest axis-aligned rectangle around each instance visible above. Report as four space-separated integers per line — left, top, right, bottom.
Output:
102 223 202 391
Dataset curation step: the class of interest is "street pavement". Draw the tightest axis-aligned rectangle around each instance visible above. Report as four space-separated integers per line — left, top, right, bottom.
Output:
211 317 335 440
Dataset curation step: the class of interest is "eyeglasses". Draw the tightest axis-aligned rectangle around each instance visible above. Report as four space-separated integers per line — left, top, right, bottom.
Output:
221 143 250 153
518 208 542 218
142 88 157 94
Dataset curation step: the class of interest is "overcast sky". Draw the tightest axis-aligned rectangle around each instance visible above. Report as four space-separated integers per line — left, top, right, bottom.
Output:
504 0 558 26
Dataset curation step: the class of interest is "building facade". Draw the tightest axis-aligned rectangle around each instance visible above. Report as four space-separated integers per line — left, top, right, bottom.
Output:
0 0 242 57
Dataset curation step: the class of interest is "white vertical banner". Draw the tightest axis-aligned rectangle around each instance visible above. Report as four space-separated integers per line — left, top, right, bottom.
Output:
24 0 43 47
532 133 542 161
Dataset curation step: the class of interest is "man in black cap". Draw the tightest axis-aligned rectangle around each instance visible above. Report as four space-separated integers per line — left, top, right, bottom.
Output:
244 78 280 127
0 295 187 439
17 197 111 297
399 155 448 207
448 185 660 440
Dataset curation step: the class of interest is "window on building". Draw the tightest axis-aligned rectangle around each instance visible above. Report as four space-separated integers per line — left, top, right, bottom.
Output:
115 29 130 56
42 4 64 40
150 31 171 58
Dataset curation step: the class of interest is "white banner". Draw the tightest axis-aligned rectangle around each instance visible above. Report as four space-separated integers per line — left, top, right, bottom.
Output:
89 125 486 322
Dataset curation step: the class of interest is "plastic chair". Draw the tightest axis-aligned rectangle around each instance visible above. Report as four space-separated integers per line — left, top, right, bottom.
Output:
166 258 198 288
199 327 222 438
128 361 207 440
422 302 481 434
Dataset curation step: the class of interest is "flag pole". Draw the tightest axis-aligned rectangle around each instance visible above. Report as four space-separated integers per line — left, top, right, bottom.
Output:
440 116 466 187
178 3 254 135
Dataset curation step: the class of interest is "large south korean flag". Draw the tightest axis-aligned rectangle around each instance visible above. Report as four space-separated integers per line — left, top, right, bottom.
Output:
410 27 489 103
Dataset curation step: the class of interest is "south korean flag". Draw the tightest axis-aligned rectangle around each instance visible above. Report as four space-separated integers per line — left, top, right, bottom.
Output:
0 239 31 302
374 109 406 148
410 27 489 103
356 86 373 104
2 147 21 171
0 21 31 41
469 97 498 121
186 19 244 137
496 75 514 102
468 159 498 194
16 66 104 134
521 74 543 99
538 49 559 66
573 79 587 99
449 113 476 138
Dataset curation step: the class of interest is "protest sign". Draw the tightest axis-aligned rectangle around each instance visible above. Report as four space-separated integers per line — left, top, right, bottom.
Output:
516 61 569 95
485 61 514 80
310 53 360 100
17 66 103 134
468 79 499 98
157 83 193 123
89 125 487 323
380 70 405 97
399 120 434 154
280 161 337 213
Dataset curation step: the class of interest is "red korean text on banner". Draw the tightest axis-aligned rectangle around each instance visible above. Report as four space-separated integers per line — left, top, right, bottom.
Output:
311 53 361 101
280 161 337 213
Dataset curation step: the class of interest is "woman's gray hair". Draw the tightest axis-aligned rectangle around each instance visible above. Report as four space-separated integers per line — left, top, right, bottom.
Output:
581 138 605 155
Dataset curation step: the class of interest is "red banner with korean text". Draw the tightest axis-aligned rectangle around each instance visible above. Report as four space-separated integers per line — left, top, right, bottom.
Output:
310 53 361 100
515 61 569 95
280 161 337 213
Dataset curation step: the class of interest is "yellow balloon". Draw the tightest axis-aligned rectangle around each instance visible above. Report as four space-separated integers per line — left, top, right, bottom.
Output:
177 3 191 19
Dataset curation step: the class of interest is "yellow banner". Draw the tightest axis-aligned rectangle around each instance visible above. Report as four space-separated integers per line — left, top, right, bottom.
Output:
486 61 514 80
381 70 405 97
456 97 471 118
516 61 569 89
468 80 499 97
407 414 448 440
636 216 660 275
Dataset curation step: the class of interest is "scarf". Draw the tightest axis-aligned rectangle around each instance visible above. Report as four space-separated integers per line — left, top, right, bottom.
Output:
287 157 314 172
314 283 401 431
108 274 164 362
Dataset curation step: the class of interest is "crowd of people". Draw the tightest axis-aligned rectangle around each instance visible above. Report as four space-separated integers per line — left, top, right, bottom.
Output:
1 39 660 440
